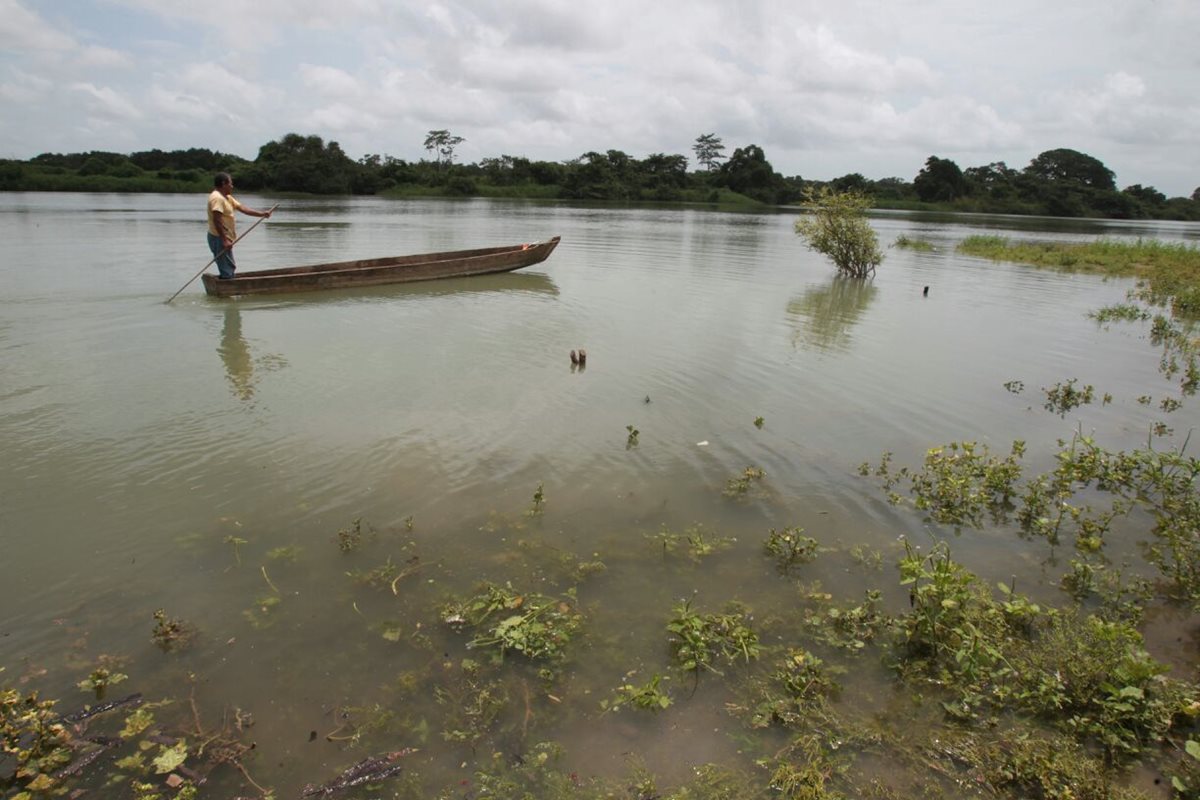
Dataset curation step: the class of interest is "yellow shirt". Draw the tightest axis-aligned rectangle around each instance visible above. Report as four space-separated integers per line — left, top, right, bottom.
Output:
207 190 245 238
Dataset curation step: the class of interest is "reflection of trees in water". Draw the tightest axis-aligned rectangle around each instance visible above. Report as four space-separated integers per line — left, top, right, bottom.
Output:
218 306 287 402
786 276 878 352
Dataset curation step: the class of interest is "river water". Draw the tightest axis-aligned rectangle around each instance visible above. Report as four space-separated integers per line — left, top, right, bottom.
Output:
2 192 1198 795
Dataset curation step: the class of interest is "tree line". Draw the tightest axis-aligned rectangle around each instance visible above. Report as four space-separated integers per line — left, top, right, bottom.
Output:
2 131 1197 221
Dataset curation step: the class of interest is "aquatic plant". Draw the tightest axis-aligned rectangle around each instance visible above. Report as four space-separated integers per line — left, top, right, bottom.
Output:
667 599 760 675
795 188 883 278
1 686 73 794
1090 303 1150 323
77 666 128 699
893 235 935 251
151 609 194 652
763 526 819 573
528 483 546 516
1043 379 1095 415
222 535 247 566
754 416 765 429
743 650 842 729
435 659 508 745
600 672 672 713
336 517 366 552
646 523 734 562
625 425 639 448
724 466 766 499
443 583 582 664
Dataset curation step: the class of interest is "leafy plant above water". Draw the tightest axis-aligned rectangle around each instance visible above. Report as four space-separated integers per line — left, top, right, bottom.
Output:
893 234 935 251
763 526 819 573
151 609 194 652
724 466 766 499
443 583 582 665
600 672 672 713
647 523 735 562
336 517 369 552
1043 378 1095 415
528 483 546 516
667 599 760 675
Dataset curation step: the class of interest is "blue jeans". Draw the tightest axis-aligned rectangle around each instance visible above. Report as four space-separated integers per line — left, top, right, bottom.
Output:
208 232 237 278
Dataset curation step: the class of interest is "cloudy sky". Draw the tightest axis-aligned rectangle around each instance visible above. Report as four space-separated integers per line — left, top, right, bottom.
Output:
2 0 1197 196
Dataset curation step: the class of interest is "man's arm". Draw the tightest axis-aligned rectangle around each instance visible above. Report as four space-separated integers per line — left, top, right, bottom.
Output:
237 204 274 219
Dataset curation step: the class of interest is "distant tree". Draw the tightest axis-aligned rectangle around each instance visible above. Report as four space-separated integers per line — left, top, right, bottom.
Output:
560 150 632 200
794 188 882 278
830 173 869 193
1193 187 1200 203
254 133 357 193
871 177 913 200
1123 184 1167 206
639 153 689 200
424 129 465 170
913 156 967 202
964 161 1018 198
692 134 726 171
1024 148 1115 191
718 144 787 203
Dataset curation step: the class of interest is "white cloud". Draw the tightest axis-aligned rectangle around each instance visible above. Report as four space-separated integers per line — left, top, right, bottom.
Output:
70 82 143 121
0 0 75 51
0 0 1195 195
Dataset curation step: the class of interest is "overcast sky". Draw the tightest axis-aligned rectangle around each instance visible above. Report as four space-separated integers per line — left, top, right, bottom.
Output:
2 0 1197 196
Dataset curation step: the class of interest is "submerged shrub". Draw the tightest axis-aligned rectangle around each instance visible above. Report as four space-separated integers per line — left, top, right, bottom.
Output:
795 188 883 278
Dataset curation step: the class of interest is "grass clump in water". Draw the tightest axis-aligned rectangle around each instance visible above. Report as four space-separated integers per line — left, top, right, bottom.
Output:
442 582 582 665
958 235 1200 316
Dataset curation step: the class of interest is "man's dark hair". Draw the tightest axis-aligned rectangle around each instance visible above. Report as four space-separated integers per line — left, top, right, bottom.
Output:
213 172 232 188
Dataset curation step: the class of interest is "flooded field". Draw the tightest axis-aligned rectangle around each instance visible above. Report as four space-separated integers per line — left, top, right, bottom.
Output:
2 193 1198 798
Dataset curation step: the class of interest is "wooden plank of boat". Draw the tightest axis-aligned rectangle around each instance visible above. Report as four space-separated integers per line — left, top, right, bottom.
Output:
201 236 561 297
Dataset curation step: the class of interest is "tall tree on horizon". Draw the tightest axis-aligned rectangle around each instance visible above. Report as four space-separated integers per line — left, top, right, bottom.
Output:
693 133 726 172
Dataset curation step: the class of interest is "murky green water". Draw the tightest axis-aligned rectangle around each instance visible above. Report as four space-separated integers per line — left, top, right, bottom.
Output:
2 193 1198 795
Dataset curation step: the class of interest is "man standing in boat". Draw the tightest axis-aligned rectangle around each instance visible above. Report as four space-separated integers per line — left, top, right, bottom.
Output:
207 172 273 280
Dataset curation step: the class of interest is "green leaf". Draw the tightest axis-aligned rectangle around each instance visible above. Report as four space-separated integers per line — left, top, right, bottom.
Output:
1186 739 1200 760
153 740 188 773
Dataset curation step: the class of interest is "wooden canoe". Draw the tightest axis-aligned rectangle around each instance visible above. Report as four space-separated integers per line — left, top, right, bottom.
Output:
201 236 560 297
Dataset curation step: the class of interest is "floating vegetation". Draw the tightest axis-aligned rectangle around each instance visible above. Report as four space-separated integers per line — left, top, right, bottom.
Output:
1003 379 1025 393
347 555 421 591
798 586 888 651
600 672 672 713
1090 303 1151 323
336 517 368 552
435 659 507 745
222 535 247 566
1 678 268 799
893 234 935 251
741 649 843 729
76 666 127 699
1043 378 1095 415
754 415 764 429
893 541 1196 760
443 583 582 665
625 424 639 448
869 433 1200 605
647 523 735 562
151 609 194 652
667 599 760 675
723 466 766 499
525 482 547 517
266 545 299 562
868 440 1023 528
763 526 819 573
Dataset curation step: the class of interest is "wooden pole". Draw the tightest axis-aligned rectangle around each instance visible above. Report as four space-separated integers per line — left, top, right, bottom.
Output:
165 204 279 303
